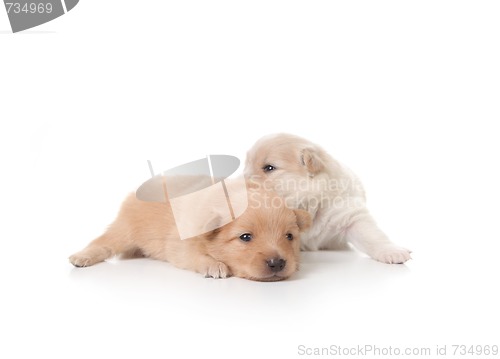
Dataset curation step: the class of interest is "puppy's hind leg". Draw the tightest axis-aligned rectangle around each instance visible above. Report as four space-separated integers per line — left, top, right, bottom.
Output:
69 227 136 267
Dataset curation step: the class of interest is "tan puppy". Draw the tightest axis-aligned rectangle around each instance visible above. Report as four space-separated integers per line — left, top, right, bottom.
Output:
69 180 311 281
245 133 411 264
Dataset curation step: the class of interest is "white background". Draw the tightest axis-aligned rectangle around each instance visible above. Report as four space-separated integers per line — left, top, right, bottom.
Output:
1 1 499 358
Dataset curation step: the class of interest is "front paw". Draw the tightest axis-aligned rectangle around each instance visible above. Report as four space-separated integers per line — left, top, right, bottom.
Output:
205 261 231 279
372 246 412 264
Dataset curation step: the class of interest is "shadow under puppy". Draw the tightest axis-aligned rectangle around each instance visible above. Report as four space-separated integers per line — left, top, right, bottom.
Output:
69 178 311 281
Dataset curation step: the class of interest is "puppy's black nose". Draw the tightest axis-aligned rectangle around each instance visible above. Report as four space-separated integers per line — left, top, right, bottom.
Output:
266 258 286 273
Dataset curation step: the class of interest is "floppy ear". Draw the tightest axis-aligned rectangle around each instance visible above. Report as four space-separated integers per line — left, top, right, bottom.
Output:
301 148 324 174
293 209 312 232
199 213 224 238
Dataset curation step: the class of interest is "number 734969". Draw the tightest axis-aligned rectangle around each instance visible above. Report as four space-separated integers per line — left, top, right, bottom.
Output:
5 2 53 14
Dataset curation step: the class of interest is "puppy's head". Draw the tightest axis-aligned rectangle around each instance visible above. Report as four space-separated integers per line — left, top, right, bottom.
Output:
206 189 311 281
244 133 336 199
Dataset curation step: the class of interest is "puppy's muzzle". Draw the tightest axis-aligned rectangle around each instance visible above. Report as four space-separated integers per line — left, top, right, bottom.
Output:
266 258 286 273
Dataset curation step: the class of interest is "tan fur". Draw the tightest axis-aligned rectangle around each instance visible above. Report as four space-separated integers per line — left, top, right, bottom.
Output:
69 181 311 281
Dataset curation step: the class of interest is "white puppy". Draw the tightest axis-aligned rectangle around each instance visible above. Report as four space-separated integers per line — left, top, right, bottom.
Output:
244 133 411 264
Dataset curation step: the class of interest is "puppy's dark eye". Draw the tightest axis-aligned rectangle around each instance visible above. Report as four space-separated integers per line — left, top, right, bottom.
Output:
286 233 293 241
239 233 253 242
263 164 276 172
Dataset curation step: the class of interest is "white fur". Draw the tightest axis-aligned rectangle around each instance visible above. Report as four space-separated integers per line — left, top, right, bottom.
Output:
244 133 411 264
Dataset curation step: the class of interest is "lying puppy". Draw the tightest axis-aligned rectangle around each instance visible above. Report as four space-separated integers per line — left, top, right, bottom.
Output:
69 179 311 281
245 133 411 264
